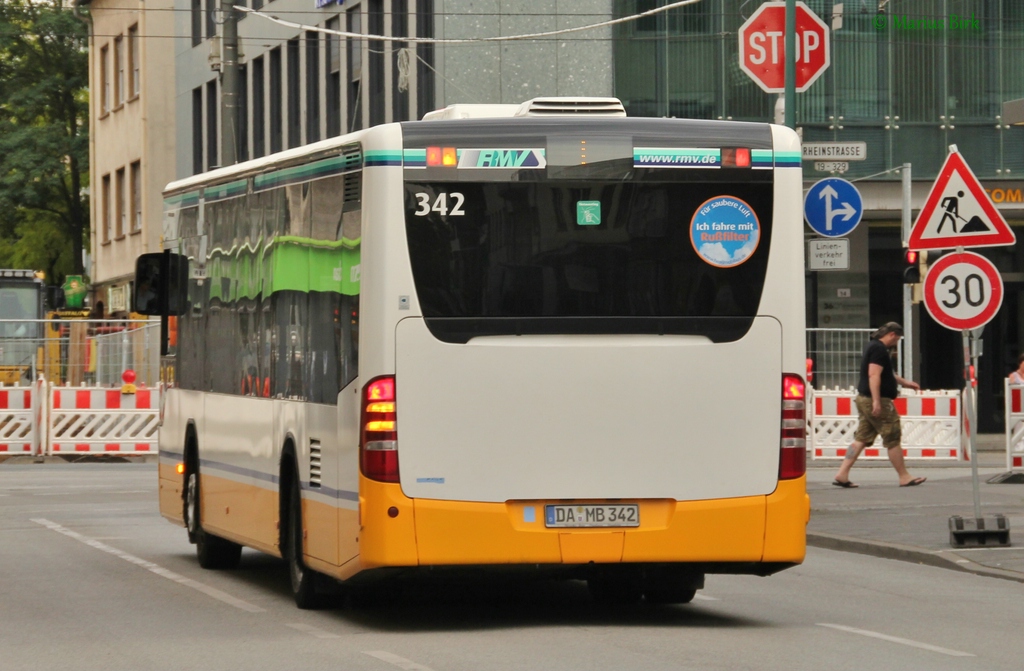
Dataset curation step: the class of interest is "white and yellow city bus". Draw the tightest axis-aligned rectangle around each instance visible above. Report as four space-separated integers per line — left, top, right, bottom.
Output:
138 97 809 608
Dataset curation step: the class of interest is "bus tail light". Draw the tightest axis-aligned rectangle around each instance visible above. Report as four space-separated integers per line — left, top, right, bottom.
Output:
360 375 399 483
722 147 751 168
780 374 806 480
426 146 458 167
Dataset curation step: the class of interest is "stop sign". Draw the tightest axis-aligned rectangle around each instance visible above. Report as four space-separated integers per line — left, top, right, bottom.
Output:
738 1 830 93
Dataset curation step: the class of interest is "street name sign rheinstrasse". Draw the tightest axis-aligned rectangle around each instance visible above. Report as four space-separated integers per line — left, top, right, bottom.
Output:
908 150 1016 251
738 2 831 93
923 251 1004 331
802 142 867 161
803 178 863 238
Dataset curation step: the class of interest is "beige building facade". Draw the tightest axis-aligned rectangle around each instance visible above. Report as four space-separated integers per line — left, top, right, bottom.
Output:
79 0 176 316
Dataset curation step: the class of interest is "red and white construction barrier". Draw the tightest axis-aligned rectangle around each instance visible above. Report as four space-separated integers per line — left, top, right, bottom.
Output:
0 386 36 454
1005 381 1024 470
47 385 160 455
809 389 962 460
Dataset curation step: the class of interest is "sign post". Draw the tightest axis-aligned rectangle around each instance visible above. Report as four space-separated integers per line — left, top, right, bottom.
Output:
738 2 830 94
911 146 1014 546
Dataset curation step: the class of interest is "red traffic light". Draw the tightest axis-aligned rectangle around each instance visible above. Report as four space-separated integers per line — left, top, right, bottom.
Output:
904 249 921 284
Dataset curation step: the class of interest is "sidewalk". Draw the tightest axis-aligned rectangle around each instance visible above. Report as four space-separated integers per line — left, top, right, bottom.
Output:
807 446 1024 583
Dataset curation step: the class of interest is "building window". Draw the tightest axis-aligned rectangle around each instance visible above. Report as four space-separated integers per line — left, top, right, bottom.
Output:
238 64 249 162
102 174 111 243
392 0 409 122
128 24 139 98
206 80 218 170
368 0 384 126
115 35 124 106
115 167 125 239
100 45 110 114
287 38 301 149
252 0 262 9
326 17 341 137
191 0 202 47
205 0 216 42
416 0 434 118
270 47 282 153
347 6 363 131
253 56 265 158
130 161 142 234
192 87 203 174
306 31 321 144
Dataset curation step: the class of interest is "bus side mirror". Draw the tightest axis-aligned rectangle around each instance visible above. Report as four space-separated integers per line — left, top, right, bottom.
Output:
133 252 188 316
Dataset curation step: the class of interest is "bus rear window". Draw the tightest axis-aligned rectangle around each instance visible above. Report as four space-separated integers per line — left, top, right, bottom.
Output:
404 180 773 343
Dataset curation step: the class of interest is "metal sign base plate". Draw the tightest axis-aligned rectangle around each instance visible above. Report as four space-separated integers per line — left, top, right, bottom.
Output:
948 514 1011 547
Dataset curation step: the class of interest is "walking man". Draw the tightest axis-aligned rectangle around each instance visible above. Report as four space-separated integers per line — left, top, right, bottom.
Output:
833 322 927 488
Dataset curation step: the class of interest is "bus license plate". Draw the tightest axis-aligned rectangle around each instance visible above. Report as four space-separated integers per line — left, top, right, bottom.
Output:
544 504 639 528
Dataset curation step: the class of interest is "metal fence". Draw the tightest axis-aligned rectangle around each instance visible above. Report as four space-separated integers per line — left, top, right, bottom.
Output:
0 319 160 388
806 328 903 391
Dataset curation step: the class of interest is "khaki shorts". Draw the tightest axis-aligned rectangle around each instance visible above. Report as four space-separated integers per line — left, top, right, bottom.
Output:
853 396 902 449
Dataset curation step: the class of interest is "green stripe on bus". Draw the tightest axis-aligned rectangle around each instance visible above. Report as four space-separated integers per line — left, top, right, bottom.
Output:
204 179 248 201
164 191 200 207
254 154 361 190
205 238 361 300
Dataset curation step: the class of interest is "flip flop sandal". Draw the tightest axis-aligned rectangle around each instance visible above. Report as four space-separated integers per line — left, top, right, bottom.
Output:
832 480 858 488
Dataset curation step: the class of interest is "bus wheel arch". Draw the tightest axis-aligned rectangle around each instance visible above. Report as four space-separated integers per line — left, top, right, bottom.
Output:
184 423 242 569
279 437 323 609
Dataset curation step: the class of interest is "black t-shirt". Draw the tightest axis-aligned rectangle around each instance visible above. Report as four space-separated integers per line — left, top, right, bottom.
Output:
857 338 899 400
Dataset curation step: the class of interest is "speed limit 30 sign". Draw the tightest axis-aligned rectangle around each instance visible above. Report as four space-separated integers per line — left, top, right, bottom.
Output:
923 251 1004 331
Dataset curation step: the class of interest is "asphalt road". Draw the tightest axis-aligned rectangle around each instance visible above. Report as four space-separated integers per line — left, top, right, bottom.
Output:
2 463 1022 671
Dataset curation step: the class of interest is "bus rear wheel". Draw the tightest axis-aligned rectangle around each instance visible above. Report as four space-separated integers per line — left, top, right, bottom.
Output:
287 474 323 609
185 468 242 570
642 567 702 604
587 575 643 605
644 585 697 605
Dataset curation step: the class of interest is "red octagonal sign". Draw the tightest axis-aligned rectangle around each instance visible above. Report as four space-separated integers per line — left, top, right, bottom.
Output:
739 1 830 93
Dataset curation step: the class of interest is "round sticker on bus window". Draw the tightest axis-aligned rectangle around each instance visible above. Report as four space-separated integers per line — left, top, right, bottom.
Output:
689 196 760 268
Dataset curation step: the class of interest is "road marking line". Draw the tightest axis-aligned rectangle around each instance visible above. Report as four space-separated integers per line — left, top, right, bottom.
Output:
693 594 718 601
939 546 1024 553
286 623 341 639
31 518 264 613
817 623 974 657
364 650 438 671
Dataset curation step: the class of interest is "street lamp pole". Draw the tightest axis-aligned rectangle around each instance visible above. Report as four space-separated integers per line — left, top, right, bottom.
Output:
220 0 239 167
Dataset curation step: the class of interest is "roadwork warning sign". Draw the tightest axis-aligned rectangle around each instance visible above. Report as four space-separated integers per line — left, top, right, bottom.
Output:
908 149 1016 251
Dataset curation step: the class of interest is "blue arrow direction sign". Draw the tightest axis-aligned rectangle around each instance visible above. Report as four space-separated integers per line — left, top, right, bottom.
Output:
804 177 864 238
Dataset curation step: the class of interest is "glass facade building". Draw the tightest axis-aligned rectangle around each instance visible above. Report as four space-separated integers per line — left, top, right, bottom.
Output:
614 0 1024 431
614 0 1024 180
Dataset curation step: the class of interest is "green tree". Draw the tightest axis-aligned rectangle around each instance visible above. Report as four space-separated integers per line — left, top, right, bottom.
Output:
0 0 89 285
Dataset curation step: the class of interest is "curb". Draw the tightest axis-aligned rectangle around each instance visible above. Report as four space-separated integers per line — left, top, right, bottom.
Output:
808 532 1024 584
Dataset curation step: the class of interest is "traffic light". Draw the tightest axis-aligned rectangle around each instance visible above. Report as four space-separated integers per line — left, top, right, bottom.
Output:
903 250 921 284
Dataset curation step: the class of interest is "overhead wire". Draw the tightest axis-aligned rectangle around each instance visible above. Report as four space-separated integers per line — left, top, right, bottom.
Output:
234 0 704 44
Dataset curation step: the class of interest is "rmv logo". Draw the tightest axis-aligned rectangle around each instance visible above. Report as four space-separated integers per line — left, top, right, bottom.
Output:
473 150 541 168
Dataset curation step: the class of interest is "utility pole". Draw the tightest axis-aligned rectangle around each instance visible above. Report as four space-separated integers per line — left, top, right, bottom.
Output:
784 0 796 128
220 0 239 167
